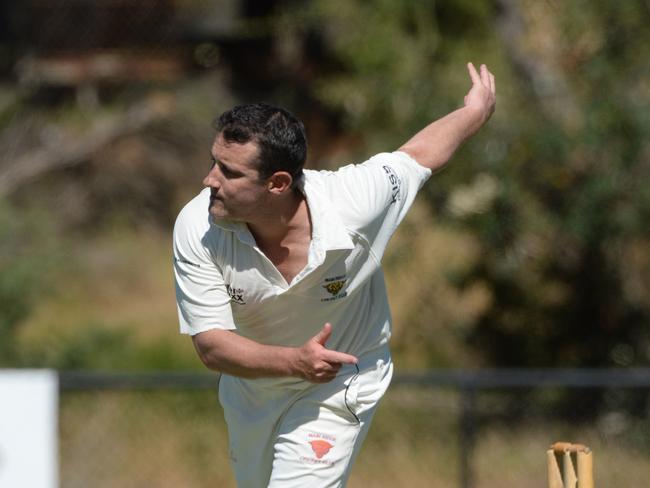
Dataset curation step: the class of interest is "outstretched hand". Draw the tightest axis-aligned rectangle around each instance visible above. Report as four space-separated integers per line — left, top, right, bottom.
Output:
464 62 496 125
396 62 497 171
292 323 358 383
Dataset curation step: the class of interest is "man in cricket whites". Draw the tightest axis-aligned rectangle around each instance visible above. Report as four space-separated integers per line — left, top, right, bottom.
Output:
173 63 496 487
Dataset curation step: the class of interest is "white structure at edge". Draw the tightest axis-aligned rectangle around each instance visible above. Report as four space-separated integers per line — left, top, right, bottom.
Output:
0 370 58 488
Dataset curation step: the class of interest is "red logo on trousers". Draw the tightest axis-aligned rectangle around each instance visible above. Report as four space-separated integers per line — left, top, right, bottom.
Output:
309 440 333 459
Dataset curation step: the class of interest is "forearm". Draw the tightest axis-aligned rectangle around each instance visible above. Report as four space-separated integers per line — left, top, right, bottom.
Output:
192 324 358 383
398 105 486 172
400 63 496 171
193 329 297 379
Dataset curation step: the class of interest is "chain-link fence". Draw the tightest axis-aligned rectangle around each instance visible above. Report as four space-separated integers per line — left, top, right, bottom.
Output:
58 369 650 488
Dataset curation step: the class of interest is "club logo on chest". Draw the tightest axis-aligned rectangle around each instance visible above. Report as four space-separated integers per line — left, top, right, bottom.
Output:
321 275 347 302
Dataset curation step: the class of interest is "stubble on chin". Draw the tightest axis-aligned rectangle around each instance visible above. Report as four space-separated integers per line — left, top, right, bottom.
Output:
208 199 226 220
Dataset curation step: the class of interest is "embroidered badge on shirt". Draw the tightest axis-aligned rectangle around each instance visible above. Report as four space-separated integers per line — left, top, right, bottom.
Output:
225 284 246 304
321 275 347 302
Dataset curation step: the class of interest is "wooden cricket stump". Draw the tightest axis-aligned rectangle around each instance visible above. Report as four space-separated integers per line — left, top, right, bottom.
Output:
547 442 594 488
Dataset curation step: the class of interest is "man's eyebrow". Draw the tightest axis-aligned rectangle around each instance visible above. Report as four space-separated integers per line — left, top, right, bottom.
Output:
210 153 241 174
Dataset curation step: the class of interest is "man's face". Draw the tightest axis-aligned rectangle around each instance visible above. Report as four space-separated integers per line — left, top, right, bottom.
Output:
203 133 268 222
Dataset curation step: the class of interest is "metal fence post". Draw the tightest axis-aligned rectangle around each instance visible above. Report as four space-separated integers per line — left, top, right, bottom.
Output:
459 386 477 488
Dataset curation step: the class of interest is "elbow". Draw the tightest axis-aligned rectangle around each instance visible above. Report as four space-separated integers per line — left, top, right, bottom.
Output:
196 348 222 372
192 334 225 372
196 348 214 370
398 144 449 172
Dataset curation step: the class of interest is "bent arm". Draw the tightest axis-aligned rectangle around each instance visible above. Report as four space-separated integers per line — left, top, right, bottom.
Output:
399 63 496 171
192 323 357 383
193 328 296 378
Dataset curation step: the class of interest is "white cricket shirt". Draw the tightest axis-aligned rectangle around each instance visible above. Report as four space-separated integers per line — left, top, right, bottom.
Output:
173 151 431 361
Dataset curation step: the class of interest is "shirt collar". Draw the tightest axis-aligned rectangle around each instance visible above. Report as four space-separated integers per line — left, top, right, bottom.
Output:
210 216 255 246
301 171 354 251
210 172 354 251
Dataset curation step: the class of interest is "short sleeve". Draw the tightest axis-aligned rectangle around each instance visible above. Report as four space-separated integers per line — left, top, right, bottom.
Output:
327 151 432 259
173 196 236 336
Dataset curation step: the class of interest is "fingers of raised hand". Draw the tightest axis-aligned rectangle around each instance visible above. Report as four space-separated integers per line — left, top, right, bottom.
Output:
467 62 481 85
480 64 491 87
469 62 495 92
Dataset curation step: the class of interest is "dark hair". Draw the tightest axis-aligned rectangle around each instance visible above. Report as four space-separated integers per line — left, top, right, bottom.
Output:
214 103 307 184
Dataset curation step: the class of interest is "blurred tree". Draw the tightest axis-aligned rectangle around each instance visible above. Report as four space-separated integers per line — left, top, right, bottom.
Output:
0 202 59 365
277 0 650 369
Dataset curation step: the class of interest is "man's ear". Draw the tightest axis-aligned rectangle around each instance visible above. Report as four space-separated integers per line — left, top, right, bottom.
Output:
267 172 293 195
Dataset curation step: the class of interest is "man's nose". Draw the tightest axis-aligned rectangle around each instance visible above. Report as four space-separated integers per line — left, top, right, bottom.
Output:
203 170 219 188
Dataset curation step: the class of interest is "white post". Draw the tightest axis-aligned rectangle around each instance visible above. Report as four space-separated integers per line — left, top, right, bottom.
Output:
0 370 59 488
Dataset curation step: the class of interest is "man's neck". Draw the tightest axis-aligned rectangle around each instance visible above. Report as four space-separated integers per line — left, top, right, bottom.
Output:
247 190 311 247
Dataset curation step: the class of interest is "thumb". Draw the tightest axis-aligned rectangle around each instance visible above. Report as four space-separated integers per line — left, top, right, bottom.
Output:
312 322 332 346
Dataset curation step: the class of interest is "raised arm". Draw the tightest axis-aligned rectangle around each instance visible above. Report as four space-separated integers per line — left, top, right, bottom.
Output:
192 322 358 384
398 62 496 171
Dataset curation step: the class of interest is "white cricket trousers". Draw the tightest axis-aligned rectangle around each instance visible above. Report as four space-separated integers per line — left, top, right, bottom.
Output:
218 347 392 487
